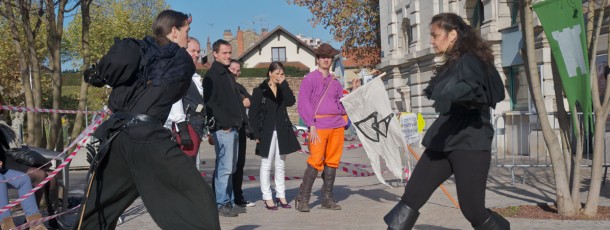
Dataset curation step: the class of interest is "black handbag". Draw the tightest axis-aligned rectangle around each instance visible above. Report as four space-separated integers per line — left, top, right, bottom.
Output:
6 146 50 168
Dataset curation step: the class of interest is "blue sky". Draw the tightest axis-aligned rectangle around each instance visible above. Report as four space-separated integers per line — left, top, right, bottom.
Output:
166 0 340 49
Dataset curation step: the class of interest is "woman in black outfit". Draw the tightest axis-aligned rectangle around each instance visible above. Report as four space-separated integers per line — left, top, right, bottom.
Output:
75 10 220 229
249 62 301 210
384 13 509 230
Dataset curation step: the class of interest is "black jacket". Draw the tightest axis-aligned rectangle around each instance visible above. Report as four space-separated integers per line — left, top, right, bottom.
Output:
182 76 206 137
249 80 301 157
203 62 247 131
422 53 505 152
93 36 195 142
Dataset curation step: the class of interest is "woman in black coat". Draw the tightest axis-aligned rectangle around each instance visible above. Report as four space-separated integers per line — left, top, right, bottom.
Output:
384 13 508 230
249 62 301 210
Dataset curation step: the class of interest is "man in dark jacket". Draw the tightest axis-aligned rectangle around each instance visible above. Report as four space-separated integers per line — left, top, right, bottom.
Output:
203 40 248 217
228 59 255 208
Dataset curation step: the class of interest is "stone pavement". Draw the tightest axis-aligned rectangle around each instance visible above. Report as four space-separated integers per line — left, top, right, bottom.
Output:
61 138 610 230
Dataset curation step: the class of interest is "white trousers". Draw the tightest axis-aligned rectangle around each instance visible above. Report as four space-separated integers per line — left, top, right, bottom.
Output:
260 131 287 200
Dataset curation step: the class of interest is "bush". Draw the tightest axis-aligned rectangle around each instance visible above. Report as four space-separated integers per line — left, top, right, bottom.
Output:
62 72 82 86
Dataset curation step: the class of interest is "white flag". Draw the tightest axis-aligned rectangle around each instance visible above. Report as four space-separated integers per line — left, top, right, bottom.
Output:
341 77 406 185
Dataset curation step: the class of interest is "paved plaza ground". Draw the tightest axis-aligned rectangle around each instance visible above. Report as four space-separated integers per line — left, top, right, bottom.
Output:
56 137 610 230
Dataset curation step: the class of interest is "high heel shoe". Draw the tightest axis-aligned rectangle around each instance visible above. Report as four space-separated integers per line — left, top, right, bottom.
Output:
276 198 292 209
264 200 278 210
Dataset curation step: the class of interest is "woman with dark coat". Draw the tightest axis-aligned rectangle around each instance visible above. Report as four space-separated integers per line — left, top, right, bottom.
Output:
249 62 301 210
383 13 508 230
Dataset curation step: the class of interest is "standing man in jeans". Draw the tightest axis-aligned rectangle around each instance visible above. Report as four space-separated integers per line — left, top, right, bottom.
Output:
228 59 255 208
203 40 248 217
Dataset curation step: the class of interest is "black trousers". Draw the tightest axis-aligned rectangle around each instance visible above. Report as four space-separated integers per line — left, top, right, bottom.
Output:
232 126 247 202
401 149 491 226
75 132 220 230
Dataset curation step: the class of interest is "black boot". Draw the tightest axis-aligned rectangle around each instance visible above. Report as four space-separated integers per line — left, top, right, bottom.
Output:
295 164 318 212
474 210 510 230
320 165 341 210
384 201 419 230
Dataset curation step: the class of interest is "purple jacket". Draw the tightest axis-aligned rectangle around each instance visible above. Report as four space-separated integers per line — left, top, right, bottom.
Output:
297 70 347 129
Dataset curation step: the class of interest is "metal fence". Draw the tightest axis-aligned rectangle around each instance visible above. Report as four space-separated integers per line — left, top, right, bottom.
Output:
492 111 609 184
412 111 609 184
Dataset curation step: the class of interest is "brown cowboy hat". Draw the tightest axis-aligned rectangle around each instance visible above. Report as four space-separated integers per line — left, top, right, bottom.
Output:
315 43 340 57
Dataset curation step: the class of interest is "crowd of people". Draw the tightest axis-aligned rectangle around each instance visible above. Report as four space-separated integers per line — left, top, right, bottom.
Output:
0 8 509 230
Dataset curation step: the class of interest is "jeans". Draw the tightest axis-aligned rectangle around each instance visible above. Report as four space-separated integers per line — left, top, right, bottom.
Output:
260 131 287 201
212 128 239 208
0 169 40 219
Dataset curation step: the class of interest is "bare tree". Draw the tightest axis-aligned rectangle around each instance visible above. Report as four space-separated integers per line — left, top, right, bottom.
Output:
583 0 609 216
44 0 68 150
69 0 93 143
520 0 577 216
0 0 45 146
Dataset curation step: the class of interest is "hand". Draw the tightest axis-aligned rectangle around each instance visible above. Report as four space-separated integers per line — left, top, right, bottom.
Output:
277 74 286 85
351 78 361 91
432 94 452 114
176 122 193 147
308 126 320 144
86 143 98 164
255 139 260 144
243 98 251 108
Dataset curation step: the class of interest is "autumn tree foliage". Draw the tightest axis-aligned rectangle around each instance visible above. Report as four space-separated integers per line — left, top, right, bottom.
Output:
288 0 381 66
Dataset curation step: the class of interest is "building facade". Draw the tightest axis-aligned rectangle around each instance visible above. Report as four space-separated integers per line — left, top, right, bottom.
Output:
378 0 610 155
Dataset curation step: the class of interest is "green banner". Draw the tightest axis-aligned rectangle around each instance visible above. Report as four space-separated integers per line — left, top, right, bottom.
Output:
533 0 592 133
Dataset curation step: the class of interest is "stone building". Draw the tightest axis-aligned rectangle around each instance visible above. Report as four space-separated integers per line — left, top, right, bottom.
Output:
378 0 609 156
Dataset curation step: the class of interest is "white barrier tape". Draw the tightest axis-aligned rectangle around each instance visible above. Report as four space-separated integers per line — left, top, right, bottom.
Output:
0 114 105 215
201 172 303 181
295 131 358 142
296 149 376 177
0 105 104 115
11 205 81 230
0 116 97 183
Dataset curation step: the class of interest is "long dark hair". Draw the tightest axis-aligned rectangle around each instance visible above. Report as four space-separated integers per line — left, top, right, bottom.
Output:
267 61 285 80
431 13 494 70
152 10 189 46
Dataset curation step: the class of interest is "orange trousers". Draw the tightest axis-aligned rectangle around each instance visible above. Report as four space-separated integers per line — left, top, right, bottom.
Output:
307 127 345 171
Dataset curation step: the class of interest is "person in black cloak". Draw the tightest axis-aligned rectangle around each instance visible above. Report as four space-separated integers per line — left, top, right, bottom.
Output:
383 13 509 230
74 10 220 230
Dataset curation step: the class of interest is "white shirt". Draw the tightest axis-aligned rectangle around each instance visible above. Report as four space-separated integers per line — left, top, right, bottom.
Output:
164 73 203 131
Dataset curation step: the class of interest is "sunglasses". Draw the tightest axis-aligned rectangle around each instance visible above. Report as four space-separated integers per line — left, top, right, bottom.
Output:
187 13 192 24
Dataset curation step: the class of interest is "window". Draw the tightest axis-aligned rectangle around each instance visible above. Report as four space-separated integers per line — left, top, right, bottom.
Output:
506 66 529 110
470 0 484 29
272 47 286 62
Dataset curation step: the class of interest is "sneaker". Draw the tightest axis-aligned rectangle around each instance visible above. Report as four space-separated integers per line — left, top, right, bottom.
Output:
236 200 256 207
218 204 238 217
233 205 247 214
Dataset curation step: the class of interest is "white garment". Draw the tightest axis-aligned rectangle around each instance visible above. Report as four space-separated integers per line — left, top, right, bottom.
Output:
260 131 287 201
164 73 203 131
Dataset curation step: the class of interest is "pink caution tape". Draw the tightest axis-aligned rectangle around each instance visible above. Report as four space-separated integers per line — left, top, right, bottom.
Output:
0 114 105 215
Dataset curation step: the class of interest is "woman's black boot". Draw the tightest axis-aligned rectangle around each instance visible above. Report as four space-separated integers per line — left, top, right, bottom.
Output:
474 210 510 230
384 201 419 230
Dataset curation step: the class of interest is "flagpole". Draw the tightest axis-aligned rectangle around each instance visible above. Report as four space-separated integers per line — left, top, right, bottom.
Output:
407 144 461 209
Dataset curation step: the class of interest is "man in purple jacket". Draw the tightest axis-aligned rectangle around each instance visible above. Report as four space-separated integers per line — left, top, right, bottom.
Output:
295 43 360 212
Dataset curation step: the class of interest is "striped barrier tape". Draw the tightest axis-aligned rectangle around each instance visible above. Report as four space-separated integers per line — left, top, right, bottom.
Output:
11 205 81 230
296 149 376 177
0 105 104 115
0 114 105 215
0 116 98 183
295 131 358 142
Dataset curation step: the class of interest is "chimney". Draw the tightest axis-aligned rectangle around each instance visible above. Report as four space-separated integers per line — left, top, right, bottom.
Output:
237 26 244 56
261 28 269 37
223 29 233 41
206 36 211 54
